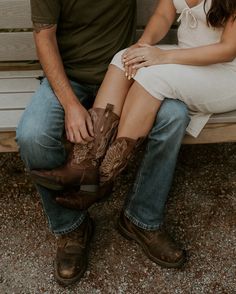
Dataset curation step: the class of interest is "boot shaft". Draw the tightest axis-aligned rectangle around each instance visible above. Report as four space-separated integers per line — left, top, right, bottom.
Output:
100 137 144 185
71 104 119 168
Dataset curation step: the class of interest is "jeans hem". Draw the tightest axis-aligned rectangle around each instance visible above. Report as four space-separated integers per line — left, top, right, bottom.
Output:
53 213 87 235
124 210 162 231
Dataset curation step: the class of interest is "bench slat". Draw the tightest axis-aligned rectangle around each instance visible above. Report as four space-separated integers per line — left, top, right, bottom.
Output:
0 93 32 110
0 77 40 93
1 121 236 153
183 123 236 144
0 100 236 133
208 111 236 124
0 0 31 29
0 0 156 29
0 32 36 61
0 110 24 131
0 70 43 78
0 132 18 152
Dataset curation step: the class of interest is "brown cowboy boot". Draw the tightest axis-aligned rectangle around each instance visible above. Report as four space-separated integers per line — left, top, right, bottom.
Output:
118 213 186 268
54 215 94 286
99 136 144 185
55 137 144 210
30 104 119 191
55 182 114 210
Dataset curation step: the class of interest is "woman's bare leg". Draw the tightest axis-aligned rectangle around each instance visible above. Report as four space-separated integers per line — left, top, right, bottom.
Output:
117 81 162 139
93 65 133 115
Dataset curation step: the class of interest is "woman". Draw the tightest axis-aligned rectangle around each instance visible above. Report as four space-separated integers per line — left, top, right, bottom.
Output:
31 0 236 209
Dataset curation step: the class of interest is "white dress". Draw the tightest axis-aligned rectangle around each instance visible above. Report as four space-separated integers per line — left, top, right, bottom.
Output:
111 0 236 137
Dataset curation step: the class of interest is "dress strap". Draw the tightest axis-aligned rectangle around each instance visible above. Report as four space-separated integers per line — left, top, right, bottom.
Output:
177 7 198 28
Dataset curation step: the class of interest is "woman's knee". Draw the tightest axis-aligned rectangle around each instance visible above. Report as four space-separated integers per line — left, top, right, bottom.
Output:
111 49 127 70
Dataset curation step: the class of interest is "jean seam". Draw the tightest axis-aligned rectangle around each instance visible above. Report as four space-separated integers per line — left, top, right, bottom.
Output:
125 141 150 213
124 211 161 231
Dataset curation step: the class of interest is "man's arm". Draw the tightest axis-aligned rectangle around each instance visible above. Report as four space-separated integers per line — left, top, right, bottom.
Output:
33 23 94 143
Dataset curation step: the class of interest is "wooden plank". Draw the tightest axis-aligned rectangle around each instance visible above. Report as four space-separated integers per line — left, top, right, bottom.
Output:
0 70 43 78
0 93 32 110
0 0 158 29
0 132 18 152
0 77 40 93
0 32 37 61
1 123 236 152
0 0 157 29
0 62 41 71
0 0 31 29
137 0 158 27
208 111 236 124
183 123 236 144
0 110 24 131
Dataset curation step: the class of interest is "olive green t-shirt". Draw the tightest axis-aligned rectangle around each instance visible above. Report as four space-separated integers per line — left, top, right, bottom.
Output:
30 0 136 84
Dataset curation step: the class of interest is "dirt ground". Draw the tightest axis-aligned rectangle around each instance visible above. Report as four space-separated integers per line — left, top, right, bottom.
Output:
0 143 235 294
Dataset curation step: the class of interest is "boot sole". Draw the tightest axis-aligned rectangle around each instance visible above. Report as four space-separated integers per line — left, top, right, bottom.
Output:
31 174 98 193
117 218 186 269
30 174 65 190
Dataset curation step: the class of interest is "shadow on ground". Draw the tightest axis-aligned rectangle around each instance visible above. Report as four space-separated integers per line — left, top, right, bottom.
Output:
0 143 235 294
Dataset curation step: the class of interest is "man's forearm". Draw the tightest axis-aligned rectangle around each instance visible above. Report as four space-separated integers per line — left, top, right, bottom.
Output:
34 28 79 110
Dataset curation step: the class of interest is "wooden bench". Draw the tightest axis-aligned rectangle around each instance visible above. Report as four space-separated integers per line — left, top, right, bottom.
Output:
1 0 236 152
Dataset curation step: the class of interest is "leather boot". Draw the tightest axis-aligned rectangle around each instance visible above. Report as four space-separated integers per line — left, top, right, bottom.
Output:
54 215 94 286
99 136 144 185
30 104 119 191
55 137 144 210
55 182 114 210
118 213 186 268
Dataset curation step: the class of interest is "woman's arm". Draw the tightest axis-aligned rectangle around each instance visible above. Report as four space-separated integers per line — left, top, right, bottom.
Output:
123 0 176 78
137 0 177 45
162 16 236 65
126 16 236 68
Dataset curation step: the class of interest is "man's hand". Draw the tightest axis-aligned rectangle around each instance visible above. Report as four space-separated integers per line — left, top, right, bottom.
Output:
64 101 94 143
33 24 94 144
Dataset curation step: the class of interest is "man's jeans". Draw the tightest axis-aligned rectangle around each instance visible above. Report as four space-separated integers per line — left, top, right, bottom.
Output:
16 78 189 234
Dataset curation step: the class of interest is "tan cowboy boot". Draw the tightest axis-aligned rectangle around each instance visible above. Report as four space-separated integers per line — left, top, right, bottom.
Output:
30 104 119 192
55 137 144 210
99 136 144 186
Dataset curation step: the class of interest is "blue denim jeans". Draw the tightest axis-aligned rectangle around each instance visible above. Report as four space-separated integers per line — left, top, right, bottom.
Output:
16 78 98 234
124 101 190 230
16 78 189 234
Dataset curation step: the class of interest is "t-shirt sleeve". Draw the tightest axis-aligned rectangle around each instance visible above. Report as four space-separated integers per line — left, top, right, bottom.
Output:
30 0 61 24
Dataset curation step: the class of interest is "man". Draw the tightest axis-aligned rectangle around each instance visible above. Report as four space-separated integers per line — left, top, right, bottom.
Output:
16 0 189 286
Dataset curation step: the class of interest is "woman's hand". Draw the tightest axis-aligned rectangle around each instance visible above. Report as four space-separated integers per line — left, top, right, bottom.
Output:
124 44 169 72
122 43 142 79
64 101 94 144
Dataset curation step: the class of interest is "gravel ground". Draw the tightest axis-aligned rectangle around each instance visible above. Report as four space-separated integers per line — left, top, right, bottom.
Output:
0 143 235 294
